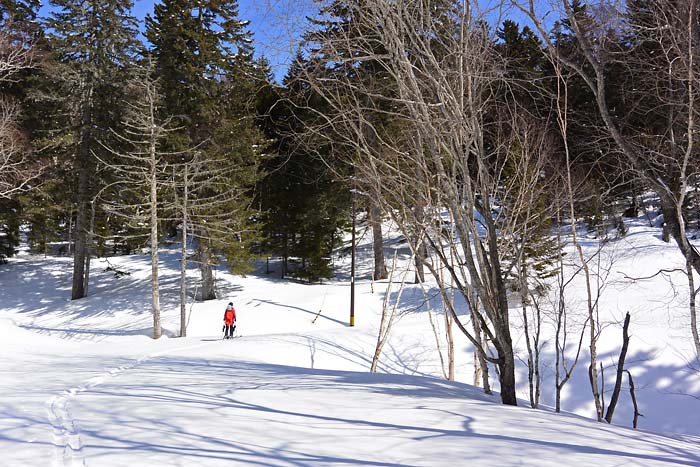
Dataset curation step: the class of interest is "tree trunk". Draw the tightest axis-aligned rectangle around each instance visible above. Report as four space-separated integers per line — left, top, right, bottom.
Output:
83 200 95 297
199 236 216 301
474 350 482 387
523 303 536 408
520 264 538 408
180 165 188 337
604 312 631 423
71 77 94 301
150 129 161 340
445 299 455 381
470 294 491 394
660 197 700 273
67 210 72 255
533 298 542 408
71 153 89 300
625 370 641 429
414 240 426 284
369 202 388 281
412 204 425 284
687 260 700 366
497 342 518 406
282 231 288 278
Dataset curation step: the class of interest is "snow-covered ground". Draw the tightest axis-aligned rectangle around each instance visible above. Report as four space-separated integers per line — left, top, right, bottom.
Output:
1 219 700 466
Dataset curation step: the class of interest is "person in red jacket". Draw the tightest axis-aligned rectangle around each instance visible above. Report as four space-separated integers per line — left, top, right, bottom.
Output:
223 302 237 339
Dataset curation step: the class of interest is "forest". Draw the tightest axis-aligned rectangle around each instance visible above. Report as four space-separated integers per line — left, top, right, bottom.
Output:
1 0 700 419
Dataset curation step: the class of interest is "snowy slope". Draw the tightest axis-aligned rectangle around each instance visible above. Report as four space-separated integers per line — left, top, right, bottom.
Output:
3 321 700 467
1 220 700 466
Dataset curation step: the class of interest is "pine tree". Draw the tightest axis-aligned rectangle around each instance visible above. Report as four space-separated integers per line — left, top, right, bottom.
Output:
255 53 350 282
545 1 631 232
146 0 263 299
0 0 39 21
0 198 20 262
304 1 400 280
46 0 139 299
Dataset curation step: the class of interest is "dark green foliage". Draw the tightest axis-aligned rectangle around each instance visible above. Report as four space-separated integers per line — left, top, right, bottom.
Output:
145 0 254 140
43 0 141 291
0 0 39 21
146 0 265 282
6 0 696 294
255 54 350 282
496 19 547 112
0 199 20 262
20 192 62 254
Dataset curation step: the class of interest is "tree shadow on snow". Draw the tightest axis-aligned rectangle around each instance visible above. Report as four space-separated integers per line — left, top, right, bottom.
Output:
65 357 700 466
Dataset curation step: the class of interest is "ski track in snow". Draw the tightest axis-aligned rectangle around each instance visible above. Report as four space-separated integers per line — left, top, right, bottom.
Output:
46 341 212 467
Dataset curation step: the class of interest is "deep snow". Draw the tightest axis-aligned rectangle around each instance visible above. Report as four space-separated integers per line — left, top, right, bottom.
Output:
1 219 700 466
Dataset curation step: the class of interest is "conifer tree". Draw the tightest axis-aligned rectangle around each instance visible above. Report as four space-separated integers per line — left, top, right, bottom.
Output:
46 0 139 299
256 53 350 282
146 0 263 299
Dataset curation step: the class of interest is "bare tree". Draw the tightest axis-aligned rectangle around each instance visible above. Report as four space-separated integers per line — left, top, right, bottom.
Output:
370 251 412 372
0 23 34 81
604 311 631 424
549 203 588 413
175 162 190 337
0 20 37 199
625 369 642 428
299 0 564 405
0 98 30 198
97 62 178 339
515 0 700 365
99 62 252 338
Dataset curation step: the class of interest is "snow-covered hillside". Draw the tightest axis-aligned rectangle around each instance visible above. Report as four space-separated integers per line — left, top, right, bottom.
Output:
1 220 700 466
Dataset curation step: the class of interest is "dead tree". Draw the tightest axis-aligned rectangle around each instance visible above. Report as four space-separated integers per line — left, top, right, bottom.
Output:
625 369 642 429
605 312 631 424
97 62 178 340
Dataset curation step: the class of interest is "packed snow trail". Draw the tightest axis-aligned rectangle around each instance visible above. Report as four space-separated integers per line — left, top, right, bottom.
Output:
45 341 213 467
52 338 700 467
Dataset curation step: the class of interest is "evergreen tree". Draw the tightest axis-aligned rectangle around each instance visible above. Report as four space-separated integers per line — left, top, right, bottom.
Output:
546 1 631 231
45 0 139 299
0 198 20 262
0 0 39 21
493 21 559 289
256 53 350 282
146 0 263 299
495 20 548 115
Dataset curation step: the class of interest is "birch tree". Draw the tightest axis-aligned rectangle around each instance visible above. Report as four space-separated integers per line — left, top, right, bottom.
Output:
300 0 560 405
515 0 700 365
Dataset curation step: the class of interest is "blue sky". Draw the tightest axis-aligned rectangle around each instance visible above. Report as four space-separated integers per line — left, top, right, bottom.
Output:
40 0 311 81
39 1 547 82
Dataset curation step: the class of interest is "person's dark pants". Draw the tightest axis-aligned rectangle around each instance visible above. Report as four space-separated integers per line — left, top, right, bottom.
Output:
224 324 235 338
